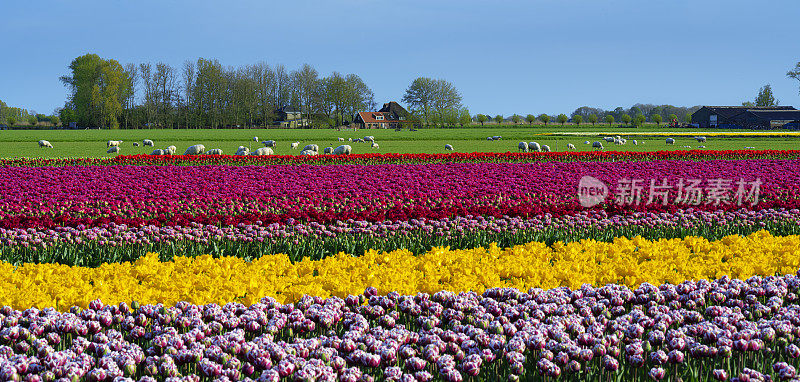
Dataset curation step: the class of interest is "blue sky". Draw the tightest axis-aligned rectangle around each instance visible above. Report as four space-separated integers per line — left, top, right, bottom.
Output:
1 0 799 116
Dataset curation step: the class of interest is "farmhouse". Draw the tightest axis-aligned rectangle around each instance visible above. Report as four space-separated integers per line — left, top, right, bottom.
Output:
353 102 411 129
275 106 311 128
691 106 800 129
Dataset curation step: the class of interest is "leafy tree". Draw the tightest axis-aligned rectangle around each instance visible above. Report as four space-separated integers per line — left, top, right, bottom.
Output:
7 116 15 126
494 115 504 125
788 61 800 94
634 113 646 127
668 114 678 123
49 115 60 126
588 114 598 125
741 101 756 107
458 108 472 127
476 114 487 126
526 114 536 124
556 114 568 126
511 114 521 125
621 114 632 126
403 77 461 128
604 114 614 126
652 114 663 126
27 116 38 126
538 114 550 126
683 114 692 123
60 53 128 128
572 115 583 126
59 108 76 126
755 84 778 107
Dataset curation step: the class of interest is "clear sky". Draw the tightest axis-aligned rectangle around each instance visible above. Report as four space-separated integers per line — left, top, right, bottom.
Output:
1 0 799 116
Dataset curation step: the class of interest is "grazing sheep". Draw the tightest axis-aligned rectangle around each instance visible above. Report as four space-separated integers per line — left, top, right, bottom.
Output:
183 144 206 155
492 135 502 140
518 142 529 152
348 138 353 142
107 146 121 154
204 149 223 155
143 139 154 147
486 136 494 141
290 142 299 149
133 142 140 147
333 145 352 155
604 137 615 143
695 136 707 143
302 144 319 152
253 137 259 142
38 140 53 148
299 149 318 156
364 136 375 142
324 147 334 155
371 142 379 149
666 138 675 145
567 143 576 150
614 138 624 145
261 140 276 147
150 149 165 155
633 140 638 145
528 142 541 152
699 145 706 148
592 141 604 150
615 135 621 141
251 147 274 156
164 146 177 155
445 144 454 151
235 146 250 156
682 145 692 148
355 138 365 143
338 138 345 142
107 140 123 147
584 141 590 145
541 145 551 153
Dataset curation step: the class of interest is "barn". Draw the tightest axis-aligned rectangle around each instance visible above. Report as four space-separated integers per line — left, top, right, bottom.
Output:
691 106 800 129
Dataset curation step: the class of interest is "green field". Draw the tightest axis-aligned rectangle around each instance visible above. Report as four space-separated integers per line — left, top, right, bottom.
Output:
3 127 799 157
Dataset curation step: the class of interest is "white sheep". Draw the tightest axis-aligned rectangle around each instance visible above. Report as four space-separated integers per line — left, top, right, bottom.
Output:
333 145 352 155
584 141 590 145
541 145 551 153
165 146 177 155
492 135 502 140
699 145 706 148
445 144 454 151
528 142 541 152
251 147 274 156
107 146 121 154
150 149 165 155
183 144 205 155
371 142 379 149
695 136 707 143
253 137 259 142
300 149 318 156
107 140 123 147
262 140 276 147
364 136 375 142
486 136 494 141
290 142 299 149
615 135 621 141
633 140 638 145
324 147 334 155
348 138 353 142
682 145 692 148
604 137 615 143
567 143 576 150
235 146 250 156
518 142 529 152
592 141 604 150
38 140 53 148
204 149 223 155
338 138 345 142
143 139 154 147
666 138 675 145
303 144 319 152
133 142 140 147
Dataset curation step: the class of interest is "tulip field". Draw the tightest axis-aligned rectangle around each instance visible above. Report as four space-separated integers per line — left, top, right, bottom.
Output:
5 150 800 381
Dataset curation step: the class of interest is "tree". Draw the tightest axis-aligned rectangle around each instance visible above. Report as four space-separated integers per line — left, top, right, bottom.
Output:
511 114 521 125
755 84 778 107
588 114 598 125
741 101 756 107
634 113 646 127
621 114 632 126
494 115 503 124
668 114 678 123
652 114 663 126
49 115 60 126
572 115 583 126
538 114 550 126
458 108 472 127
683 114 692 123
477 114 487 126
402 77 436 126
556 114 568 126
604 115 614 126
526 114 535 124
27 115 38 126
788 61 800 95
7 116 15 126
293 64 319 127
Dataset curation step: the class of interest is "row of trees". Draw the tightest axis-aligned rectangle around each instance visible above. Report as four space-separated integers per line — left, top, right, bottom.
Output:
0 99 59 127
59 54 378 129
473 111 677 127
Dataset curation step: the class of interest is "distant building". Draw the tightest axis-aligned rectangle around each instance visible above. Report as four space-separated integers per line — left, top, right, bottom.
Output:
276 106 310 128
691 106 800 129
353 102 411 129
